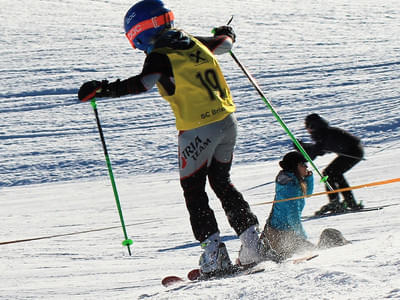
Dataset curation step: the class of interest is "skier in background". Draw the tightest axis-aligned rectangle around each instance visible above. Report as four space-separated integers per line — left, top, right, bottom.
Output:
78 0 279 278
298 113 364 215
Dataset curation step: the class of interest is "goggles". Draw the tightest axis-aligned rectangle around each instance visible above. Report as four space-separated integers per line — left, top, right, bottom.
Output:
125 11 174 49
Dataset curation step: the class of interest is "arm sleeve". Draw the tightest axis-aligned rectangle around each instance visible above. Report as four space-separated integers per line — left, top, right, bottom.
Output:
103 53 170 98
300 141 324 160
195 35 233 54
107 76 149 97
305 174 314 195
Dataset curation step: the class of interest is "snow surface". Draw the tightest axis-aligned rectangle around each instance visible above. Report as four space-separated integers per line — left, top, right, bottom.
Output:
1 0 399 299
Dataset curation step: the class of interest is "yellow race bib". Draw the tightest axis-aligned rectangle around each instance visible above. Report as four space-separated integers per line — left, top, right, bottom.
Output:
154 35 235 130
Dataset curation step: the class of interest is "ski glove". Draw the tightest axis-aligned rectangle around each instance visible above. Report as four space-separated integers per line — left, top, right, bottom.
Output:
213 25 236 43
78 80 107 102
78 79 122 102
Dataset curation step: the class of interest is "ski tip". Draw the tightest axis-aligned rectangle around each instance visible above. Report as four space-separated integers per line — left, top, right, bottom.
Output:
292 254 319 264
187 268 201 281
161 276 184 287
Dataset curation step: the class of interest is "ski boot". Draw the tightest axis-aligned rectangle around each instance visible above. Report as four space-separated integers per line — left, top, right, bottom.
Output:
199 233 237 279
237 225 283 267
315 200 347 215
344 199 364 211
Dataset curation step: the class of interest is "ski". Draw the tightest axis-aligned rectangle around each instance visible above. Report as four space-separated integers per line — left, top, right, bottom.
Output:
161 264 264 287
187 265 265 282
161 254 318 287
289 254 319 264
302 205 391 221
161 275 185 287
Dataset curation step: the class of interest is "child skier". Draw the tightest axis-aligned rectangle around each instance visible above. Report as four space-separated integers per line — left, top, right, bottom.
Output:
78 0 279 277
299 114 364 215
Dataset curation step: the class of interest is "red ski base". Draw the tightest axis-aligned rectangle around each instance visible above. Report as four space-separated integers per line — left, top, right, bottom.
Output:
161 275 185 287
187 268 201 281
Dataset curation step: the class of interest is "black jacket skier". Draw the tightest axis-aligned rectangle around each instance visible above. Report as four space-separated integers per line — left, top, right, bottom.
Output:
299 113 364 214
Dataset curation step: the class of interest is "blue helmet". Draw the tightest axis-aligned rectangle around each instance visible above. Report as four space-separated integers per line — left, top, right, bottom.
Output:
124 0 174 52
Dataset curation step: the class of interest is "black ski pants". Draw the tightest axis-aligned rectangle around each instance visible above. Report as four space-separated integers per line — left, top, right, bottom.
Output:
181 158 258 243
323 150 363 204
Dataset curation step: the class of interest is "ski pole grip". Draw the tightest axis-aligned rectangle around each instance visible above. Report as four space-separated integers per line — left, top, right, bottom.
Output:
90 98 97 109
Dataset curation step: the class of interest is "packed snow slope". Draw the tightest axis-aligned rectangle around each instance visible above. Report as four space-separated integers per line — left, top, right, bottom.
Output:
1 0 399 299
1 151 399 299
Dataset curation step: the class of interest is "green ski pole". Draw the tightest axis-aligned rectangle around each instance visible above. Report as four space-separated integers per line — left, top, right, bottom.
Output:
214 16 331 188
90 98 133 255
228 51 331 188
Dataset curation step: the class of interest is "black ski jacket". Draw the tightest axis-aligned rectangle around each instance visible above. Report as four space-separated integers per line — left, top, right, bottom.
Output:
300 126 363 160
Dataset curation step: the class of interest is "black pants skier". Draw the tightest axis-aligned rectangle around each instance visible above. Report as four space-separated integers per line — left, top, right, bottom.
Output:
322 147 364 210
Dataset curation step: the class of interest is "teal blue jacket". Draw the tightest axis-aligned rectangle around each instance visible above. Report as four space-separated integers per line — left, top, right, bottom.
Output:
268 171 314 238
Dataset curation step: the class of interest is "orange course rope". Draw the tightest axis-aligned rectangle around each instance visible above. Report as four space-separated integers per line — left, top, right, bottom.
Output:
253 177 400 206
0 220 156 246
